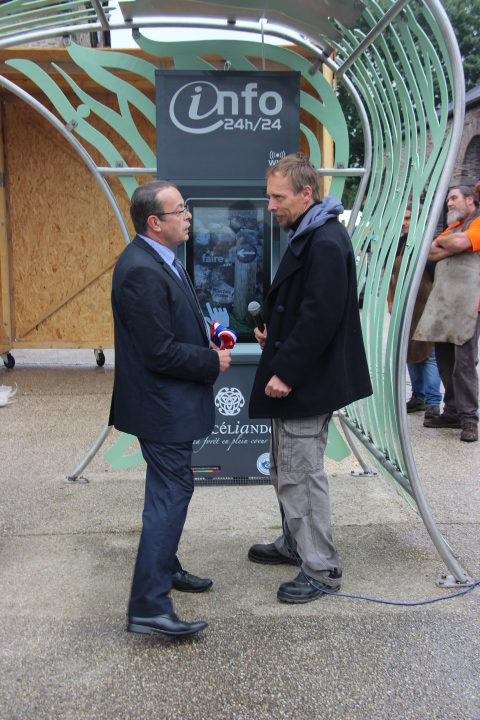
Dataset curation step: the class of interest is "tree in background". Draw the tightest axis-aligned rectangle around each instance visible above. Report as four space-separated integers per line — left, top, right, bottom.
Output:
442 0 480 91
337 82 364 209
338 1 479 208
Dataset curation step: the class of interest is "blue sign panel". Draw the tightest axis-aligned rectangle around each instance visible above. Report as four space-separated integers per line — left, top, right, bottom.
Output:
156 70 300 182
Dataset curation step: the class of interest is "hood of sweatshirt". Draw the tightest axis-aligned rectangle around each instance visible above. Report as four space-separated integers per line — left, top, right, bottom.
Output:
288 196 344 256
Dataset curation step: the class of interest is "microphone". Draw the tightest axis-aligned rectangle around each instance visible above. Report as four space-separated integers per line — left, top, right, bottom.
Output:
211 320 237 350
248 301 265 333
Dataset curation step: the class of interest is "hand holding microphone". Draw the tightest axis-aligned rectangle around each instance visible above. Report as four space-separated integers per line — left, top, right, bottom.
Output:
248 301 267 349
248 301 264 332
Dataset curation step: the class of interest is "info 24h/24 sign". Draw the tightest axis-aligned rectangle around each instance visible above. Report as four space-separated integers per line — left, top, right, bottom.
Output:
155 71 300 182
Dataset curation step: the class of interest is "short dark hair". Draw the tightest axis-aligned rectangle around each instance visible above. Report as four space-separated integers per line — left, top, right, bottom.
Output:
448 184 479 208
266 152 321 202
130 180 177 234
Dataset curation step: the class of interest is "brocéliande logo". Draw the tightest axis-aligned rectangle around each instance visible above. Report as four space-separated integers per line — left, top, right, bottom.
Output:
169 81 284 135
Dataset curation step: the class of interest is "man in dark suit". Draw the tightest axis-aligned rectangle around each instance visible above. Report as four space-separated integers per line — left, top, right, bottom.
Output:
248 154 372 603
110 180 231 637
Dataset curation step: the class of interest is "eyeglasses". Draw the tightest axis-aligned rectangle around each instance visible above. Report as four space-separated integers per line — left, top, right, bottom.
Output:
156 205 190 218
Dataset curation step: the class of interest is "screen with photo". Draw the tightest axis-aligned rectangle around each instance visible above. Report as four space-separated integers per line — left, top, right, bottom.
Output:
186 198 272 342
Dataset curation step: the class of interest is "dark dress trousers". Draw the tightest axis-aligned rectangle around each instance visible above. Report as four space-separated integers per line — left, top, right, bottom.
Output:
109 235 219 616
249 218 372 419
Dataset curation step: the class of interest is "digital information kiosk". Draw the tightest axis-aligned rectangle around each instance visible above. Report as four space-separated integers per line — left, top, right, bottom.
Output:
156 70 300 482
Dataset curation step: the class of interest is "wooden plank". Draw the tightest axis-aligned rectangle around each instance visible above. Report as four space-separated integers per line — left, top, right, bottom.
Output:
0 100 12 353
320 60 334 197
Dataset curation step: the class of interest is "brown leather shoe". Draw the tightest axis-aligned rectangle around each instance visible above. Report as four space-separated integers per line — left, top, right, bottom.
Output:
460 423 478 442
423 413 461 429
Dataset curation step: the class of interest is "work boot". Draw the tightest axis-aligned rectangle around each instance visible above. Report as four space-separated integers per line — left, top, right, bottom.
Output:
423 413 461 429
460 422 478 443
424 404 440 419
406 394 427 413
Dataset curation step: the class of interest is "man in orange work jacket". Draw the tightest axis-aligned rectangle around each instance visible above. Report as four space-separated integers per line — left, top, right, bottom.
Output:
423 184 480 442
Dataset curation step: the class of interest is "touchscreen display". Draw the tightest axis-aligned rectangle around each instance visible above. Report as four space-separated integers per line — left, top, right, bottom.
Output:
187 198 271 341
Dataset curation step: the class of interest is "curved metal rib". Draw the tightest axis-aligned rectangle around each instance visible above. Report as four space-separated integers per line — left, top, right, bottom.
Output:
0 74 131 247
394 0 469 584
65 423 113 483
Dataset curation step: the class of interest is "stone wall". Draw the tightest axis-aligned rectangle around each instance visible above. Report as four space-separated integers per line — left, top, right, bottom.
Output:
456 97 480 183
436 88 480 186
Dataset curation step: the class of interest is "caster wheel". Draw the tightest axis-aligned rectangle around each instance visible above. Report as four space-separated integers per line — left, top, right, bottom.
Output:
94 349 105 367
3 353 15 369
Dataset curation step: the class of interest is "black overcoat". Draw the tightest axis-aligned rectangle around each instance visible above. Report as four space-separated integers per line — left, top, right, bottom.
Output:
109 235 219 442
249 218 372 419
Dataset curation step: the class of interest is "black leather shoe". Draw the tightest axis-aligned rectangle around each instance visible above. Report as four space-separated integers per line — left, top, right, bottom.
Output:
277 570 342 604
248 542 299 565
172 570 213 593
127 613 207 637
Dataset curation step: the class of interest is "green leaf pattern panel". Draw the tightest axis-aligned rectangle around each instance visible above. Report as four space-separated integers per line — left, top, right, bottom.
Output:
331 0 455 504
6 38 348 199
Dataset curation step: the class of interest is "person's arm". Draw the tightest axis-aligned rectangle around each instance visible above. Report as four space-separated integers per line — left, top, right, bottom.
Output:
212 346 232 373
430 217 480 259
254 324 267 350
265 374 292 398
428 243 452 261
253 322 291 397
387 281 394 313
119 265 220 384
269 233 349 390
435 231 472 254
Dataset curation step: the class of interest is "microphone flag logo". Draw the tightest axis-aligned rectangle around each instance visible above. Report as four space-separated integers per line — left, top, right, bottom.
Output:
211 320 237 350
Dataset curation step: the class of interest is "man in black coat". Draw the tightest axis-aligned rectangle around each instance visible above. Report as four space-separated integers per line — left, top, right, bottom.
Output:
248 154 372 603
110 180 231 636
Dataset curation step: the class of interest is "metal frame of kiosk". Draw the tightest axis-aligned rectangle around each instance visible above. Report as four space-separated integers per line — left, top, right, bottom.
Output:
5 0 469 584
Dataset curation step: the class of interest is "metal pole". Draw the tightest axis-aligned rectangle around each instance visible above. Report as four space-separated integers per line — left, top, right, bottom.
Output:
0 75 131 247
336 0 412 78
90 0 111 31
392 0 470 586
65 423 113 483
96 166 366 177
338 413 413 495
336 412 377 477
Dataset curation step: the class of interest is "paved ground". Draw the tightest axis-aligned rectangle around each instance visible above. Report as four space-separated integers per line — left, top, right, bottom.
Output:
1 349 479 720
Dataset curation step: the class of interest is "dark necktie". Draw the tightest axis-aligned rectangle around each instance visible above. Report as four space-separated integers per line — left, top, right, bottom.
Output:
173 259 209 340
173 258 192 290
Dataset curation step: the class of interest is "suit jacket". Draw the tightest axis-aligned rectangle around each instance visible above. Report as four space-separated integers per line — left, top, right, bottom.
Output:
109 235 219 442
249 217 372 419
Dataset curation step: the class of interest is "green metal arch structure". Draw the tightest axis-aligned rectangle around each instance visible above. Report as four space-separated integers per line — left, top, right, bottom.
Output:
0 0 470 585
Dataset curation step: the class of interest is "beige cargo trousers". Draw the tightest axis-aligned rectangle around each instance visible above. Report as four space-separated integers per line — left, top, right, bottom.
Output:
271 414 341 587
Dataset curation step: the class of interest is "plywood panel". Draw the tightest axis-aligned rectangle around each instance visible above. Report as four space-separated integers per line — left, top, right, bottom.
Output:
19 269 115 344
0 104 12 351
4 101 130 348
